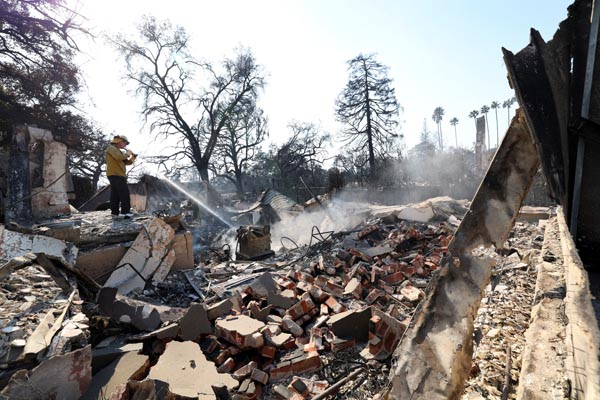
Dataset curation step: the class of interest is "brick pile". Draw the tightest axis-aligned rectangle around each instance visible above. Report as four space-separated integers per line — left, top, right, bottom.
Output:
174 220 454 399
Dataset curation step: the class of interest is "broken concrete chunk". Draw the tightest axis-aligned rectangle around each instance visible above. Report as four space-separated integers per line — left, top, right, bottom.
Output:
75 244 128 282
91 337 144 374
178 302 212 340
215 315 265 349
97 287 161 331
281 318 304 337
267 291 295 309
82 351 149 400
1 345 92 399
150 248 176 286
327 307 371 342
21 309 55 358
344 277 363 299
363 245 394 258
136 323 180 341
266 332 293 348
207 298 234 320
147 341 238 399
171 230 195 270
249 300 272 322
0 227 78 265
400 285 424 303
104 217 175 295
269 350 322 381
248 272 277 298
232 361 258 381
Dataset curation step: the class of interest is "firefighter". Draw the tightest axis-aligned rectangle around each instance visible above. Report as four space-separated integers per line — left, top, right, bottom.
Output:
105 135 137 219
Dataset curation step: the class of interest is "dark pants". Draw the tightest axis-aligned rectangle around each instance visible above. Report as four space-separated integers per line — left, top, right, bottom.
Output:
108 175 131 215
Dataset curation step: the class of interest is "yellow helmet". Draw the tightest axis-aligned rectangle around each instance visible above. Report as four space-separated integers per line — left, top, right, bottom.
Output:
110 135 130 145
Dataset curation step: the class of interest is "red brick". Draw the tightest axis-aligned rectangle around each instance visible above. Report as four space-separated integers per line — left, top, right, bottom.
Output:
233 361 258 381
331 337 355 352
325 280 344 297
215 315 265 349
260 345 277 358
244 380 263 399
251 368 269 385
217 357 236 373
282 336 297 350
369 315 382 332
324 296 345 314
286 298 315 320
292 352 322 374
365 289 382 305
206 337 220 353
399 263 416 277
314 275 328 288
383 330 399 353
368 336 383 355
307 285 328 301
269 361 293 381
384 271 405 285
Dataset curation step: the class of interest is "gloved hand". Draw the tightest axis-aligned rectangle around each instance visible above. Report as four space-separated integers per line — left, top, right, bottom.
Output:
126 149 136 157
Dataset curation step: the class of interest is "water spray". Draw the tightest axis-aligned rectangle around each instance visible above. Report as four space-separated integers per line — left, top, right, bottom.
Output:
161 177 234 228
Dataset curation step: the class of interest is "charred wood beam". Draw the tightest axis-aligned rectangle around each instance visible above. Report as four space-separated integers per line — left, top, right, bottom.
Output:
386 112 539 399
502 29 569 211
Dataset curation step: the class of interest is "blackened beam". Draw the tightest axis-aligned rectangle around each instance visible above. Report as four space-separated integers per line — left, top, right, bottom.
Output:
502 29 570 211
385 111 539 400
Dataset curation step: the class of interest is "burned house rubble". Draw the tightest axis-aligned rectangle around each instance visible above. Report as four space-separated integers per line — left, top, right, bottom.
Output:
0 189 566 400
2 0 600 399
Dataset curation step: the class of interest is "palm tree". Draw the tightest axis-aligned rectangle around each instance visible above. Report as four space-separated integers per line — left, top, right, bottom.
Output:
469 110 479 147
450 117 459 148
503 97 517 126
432 107 445 150
490 101 500 147
480 105 490 150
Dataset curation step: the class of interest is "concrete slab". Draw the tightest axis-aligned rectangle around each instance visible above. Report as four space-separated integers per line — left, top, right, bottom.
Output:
215 315 266 349
1 345 92 399
147 341 238 399
328 307 371 342
104 217 175 295
76 244 128 281
179 303 212 340
0 228 78 265
171 231 195 270
82 351 149 400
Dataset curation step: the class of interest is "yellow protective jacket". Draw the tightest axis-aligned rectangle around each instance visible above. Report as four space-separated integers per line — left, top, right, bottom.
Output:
105 144 136 177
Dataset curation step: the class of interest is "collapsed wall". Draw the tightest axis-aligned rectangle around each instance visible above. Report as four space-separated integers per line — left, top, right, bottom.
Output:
3 125 71 221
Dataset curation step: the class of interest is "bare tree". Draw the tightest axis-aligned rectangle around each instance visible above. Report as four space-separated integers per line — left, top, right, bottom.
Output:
0 0 88 142
0 0 84 71
111 16 266 181
335 53 401 172
275 122 329 179
210 99 268 196
68 118 109 190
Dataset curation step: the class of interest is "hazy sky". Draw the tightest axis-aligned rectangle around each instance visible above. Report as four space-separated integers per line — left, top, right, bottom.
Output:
73 0 572 160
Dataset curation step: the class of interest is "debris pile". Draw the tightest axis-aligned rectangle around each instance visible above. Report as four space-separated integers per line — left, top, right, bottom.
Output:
462 222 545 399
0 195 467 399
